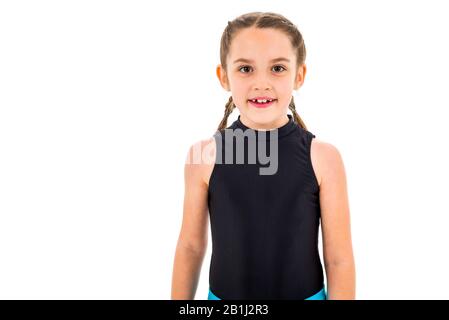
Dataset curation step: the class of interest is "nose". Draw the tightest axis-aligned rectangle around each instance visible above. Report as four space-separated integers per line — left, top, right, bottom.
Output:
253 82 272 91
253 73 272 91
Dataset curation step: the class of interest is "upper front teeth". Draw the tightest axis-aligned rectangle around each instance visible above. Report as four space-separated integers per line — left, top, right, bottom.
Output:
252 99 273 103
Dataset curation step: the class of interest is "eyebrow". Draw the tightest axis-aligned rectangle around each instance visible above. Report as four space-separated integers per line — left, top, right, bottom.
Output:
233 57 291 64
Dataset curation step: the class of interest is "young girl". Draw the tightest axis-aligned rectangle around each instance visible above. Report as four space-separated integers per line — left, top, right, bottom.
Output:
171 11 355 300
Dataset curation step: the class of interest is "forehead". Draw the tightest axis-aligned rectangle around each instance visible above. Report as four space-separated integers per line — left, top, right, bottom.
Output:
228 27 294 63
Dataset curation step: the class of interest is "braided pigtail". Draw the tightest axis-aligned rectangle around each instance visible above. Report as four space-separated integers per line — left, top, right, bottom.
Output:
217 96 236 131
288 95 307 130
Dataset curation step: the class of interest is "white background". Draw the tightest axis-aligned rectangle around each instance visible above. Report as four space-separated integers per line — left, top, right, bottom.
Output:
1 0 448 299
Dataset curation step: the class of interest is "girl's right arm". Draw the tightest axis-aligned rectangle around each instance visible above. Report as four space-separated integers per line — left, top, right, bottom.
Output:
171 138 213 300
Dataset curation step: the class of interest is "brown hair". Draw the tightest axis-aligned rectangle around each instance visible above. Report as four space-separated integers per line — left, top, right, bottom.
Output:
217 11 308 131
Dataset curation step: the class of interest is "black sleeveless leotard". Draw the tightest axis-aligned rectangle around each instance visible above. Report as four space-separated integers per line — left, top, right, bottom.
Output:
207 114 325 300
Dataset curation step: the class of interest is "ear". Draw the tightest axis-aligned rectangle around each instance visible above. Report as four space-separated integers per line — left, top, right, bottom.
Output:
216 64 231 91
293 64 307 90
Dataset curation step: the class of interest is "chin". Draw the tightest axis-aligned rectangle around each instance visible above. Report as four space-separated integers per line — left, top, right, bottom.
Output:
247 109 281 121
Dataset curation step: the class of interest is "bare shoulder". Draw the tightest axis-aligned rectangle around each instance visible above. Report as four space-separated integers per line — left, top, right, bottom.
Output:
180 137 217 255
310 137 345 187
184 136 217 187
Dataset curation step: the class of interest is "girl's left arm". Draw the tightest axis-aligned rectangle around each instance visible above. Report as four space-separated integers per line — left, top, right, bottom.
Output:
311 139 356 300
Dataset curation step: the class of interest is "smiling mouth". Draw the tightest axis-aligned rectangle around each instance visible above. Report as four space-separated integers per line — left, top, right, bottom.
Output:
248 98 277 108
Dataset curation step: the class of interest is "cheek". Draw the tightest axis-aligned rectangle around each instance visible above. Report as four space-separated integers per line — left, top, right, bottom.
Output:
230 82 249 99
232 77 247 89
278 83 294 97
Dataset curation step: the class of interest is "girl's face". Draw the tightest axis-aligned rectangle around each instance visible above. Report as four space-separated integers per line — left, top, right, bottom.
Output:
217 27 306 130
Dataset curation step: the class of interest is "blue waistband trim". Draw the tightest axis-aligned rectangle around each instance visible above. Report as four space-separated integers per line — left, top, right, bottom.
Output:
208 284 327 300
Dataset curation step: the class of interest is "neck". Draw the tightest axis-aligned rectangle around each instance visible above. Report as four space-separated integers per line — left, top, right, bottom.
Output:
239 114 290 131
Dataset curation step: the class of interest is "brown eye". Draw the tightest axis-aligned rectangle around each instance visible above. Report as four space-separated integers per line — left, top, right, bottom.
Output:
238 65 286 73
239 66 252 73
272 65 286 73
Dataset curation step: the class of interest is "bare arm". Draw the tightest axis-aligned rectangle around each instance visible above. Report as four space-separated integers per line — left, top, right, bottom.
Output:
171 139 213 300
312 139 356 300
